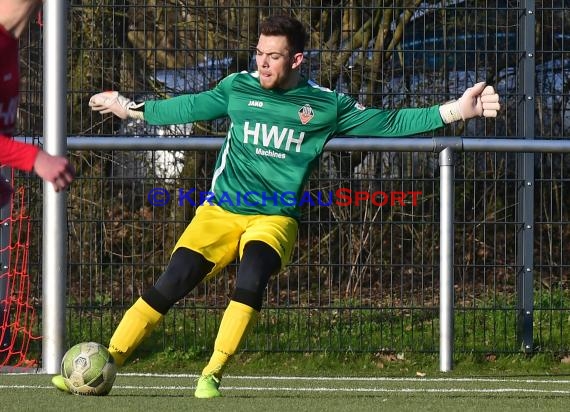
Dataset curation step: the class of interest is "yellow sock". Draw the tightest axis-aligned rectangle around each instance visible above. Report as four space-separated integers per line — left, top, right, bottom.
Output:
202 300 258 378
108 297 163 366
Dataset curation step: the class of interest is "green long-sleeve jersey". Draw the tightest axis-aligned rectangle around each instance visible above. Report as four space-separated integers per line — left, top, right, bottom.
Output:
143 71 445 218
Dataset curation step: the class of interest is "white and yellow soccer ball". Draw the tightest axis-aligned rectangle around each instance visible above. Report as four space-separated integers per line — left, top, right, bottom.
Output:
61 342 117 396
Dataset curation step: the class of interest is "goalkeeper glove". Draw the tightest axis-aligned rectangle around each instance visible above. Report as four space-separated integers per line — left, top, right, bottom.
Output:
89 91 145 120
439 82 500 124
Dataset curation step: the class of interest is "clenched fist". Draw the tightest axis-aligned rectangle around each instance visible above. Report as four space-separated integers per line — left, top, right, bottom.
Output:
439 82 501 124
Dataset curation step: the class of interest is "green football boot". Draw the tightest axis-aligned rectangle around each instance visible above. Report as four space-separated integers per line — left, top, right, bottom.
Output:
194 374 222 398
51 374 71 393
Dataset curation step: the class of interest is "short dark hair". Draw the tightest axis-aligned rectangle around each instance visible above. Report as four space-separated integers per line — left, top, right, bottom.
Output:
259 15 307 54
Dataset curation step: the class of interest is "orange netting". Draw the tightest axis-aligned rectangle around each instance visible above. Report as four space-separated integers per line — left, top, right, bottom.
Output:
0 173 40 369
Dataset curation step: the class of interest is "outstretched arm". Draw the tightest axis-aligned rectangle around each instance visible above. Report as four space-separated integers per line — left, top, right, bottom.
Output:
89 89 230 125
89 74 235 125
336 81 501 137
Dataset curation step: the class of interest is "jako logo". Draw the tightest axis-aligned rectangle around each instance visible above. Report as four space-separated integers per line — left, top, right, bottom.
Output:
248 100 264 108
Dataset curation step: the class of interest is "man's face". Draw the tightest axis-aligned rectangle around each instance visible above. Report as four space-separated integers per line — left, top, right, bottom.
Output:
255 34 301 90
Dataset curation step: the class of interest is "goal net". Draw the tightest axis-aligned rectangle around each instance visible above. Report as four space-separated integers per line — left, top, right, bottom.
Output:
0 169 40 369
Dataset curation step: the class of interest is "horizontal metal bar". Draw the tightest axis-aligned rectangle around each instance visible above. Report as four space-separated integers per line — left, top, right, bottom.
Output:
15 136 570 153
461 138 570 153
65 137 439 151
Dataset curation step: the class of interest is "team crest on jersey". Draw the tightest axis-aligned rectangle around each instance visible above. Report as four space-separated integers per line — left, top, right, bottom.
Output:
298 104 314 125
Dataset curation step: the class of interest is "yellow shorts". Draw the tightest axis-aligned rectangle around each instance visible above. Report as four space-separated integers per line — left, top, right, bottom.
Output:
173 205 298 279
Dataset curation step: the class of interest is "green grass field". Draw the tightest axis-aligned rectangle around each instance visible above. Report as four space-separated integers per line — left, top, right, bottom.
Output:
1 372 570 412
3 351 570 412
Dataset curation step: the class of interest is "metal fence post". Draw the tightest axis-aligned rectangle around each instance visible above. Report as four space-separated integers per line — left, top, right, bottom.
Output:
516 0 536 353
439 146 455 372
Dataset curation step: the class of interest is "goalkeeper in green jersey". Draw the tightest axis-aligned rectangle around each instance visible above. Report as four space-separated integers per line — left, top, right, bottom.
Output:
52 15 500 397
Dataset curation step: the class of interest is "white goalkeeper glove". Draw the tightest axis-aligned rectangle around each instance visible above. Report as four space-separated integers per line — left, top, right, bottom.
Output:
439 82 500 124
89 91 145 120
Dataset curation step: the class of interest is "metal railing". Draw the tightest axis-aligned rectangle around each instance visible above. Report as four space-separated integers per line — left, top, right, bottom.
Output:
30 135 570 372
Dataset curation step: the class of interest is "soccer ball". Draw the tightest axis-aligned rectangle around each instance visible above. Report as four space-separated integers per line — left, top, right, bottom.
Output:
60 342 117 396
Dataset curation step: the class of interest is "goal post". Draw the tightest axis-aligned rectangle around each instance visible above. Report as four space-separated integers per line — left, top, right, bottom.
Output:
0 167 11 360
